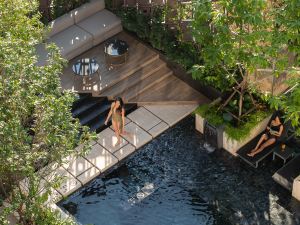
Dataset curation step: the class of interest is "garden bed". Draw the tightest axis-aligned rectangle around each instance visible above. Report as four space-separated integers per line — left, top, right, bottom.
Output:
195 105 271 156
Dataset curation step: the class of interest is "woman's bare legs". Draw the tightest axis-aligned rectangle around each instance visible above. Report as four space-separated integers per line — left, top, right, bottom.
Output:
112 120 121 146
247 138 276 157
252 133 268 152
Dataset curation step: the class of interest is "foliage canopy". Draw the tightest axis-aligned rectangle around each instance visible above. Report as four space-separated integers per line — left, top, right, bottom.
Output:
191 0 300 133
0 0 93 224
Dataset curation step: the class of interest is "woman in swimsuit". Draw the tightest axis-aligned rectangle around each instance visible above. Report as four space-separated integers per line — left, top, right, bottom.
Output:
247 116 283 157
104 97 128 145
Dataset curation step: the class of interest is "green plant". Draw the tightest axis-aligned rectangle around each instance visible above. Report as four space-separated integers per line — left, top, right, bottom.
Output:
192 0 299 133
0 0 94 223
194 105 224 127
114 5 200 70
225 110 271 141
40 0 89 23
190 65 236 92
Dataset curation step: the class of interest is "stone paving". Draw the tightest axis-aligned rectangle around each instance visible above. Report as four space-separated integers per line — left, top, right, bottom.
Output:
22 104 197 222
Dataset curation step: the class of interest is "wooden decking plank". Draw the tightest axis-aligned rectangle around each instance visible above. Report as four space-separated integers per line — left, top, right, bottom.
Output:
60 32 158 94
129 76 210 104
98 45 159 90
122 66 173 102
98 58 166 98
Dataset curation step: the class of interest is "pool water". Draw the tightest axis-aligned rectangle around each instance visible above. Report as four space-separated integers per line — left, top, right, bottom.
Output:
59 116 300 225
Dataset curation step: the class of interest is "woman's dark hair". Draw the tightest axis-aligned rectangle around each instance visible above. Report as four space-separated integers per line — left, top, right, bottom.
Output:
115 97 124 111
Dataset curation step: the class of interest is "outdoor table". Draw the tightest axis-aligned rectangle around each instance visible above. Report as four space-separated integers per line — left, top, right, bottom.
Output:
72 58 99 84
104 39 129 67
272 145 295 164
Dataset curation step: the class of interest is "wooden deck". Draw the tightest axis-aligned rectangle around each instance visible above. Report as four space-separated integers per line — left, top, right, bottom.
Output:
60 32 210 105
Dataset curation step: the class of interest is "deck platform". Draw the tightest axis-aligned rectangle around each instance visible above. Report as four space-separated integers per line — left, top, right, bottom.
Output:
60 32 210 105
30 32 211 223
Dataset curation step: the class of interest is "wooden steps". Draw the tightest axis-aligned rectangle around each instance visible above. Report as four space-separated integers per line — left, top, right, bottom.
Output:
97 58 166 98
62 32 211 106
92 43 159 95
128 75 210 105
122 66 173 102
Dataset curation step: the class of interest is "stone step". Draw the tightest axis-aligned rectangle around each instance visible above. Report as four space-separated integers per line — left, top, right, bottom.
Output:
122 66 173 102
72 97 105 117
97 58 166 98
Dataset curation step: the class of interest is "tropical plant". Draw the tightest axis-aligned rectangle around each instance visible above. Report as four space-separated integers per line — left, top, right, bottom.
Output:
0 0 94 223
266 0 300 135
191 0 299 132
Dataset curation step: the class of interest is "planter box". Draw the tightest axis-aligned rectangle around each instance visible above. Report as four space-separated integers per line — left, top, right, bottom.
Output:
195 113 272 156
195 114 205 133
195 114 223 149
222 115 272 156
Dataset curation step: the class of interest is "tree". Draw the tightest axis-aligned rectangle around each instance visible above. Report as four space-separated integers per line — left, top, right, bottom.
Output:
0 0 94 223
191 0 299 131
267 0 300 135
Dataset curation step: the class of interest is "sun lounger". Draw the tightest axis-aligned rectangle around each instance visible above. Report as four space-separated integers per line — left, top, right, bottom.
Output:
236 120 291 168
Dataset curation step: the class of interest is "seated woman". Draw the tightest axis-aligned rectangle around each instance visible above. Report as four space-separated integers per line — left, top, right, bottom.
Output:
247 116 283 157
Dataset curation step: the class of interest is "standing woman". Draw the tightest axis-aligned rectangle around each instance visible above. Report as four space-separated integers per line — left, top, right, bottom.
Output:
104 97 127 145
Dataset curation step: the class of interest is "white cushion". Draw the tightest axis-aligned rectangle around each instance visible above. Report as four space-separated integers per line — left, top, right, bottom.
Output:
74 0 105 24
48 11 75 37
77 9 121 46
49 25 93 59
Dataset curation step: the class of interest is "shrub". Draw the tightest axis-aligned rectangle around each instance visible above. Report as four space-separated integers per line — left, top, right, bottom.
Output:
195 105 271 141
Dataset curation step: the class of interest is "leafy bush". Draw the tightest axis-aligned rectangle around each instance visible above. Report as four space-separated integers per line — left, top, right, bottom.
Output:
194 105 224 127
190 65 236 92
114 6 201 70
224 110 270 141
40 0 89 23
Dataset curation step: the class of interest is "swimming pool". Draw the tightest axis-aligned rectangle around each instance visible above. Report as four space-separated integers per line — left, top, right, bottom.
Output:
59 116 299 225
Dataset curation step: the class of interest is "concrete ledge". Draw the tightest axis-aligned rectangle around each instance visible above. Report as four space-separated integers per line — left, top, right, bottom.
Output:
127 107 161 131
44 166 81 198
292 175 300 202
148 121 169 138
84 143 118 172
63 155 93 177
195 113 205 134
123 122 153 148
97 128 128 153
77 166 101 185
222 115 271 155
145 104 197 126
113 144 136 161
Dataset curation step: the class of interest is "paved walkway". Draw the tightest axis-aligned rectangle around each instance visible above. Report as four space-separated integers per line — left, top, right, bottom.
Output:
19 104 198 222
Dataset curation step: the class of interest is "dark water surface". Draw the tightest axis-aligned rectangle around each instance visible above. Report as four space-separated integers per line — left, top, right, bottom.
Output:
59 116 300 225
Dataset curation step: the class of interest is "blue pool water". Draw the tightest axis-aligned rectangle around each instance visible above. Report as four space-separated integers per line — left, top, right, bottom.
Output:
59 116 300 225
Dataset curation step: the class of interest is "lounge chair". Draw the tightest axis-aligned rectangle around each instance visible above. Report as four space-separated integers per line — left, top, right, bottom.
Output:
236 118 291 168
272 154 300 191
